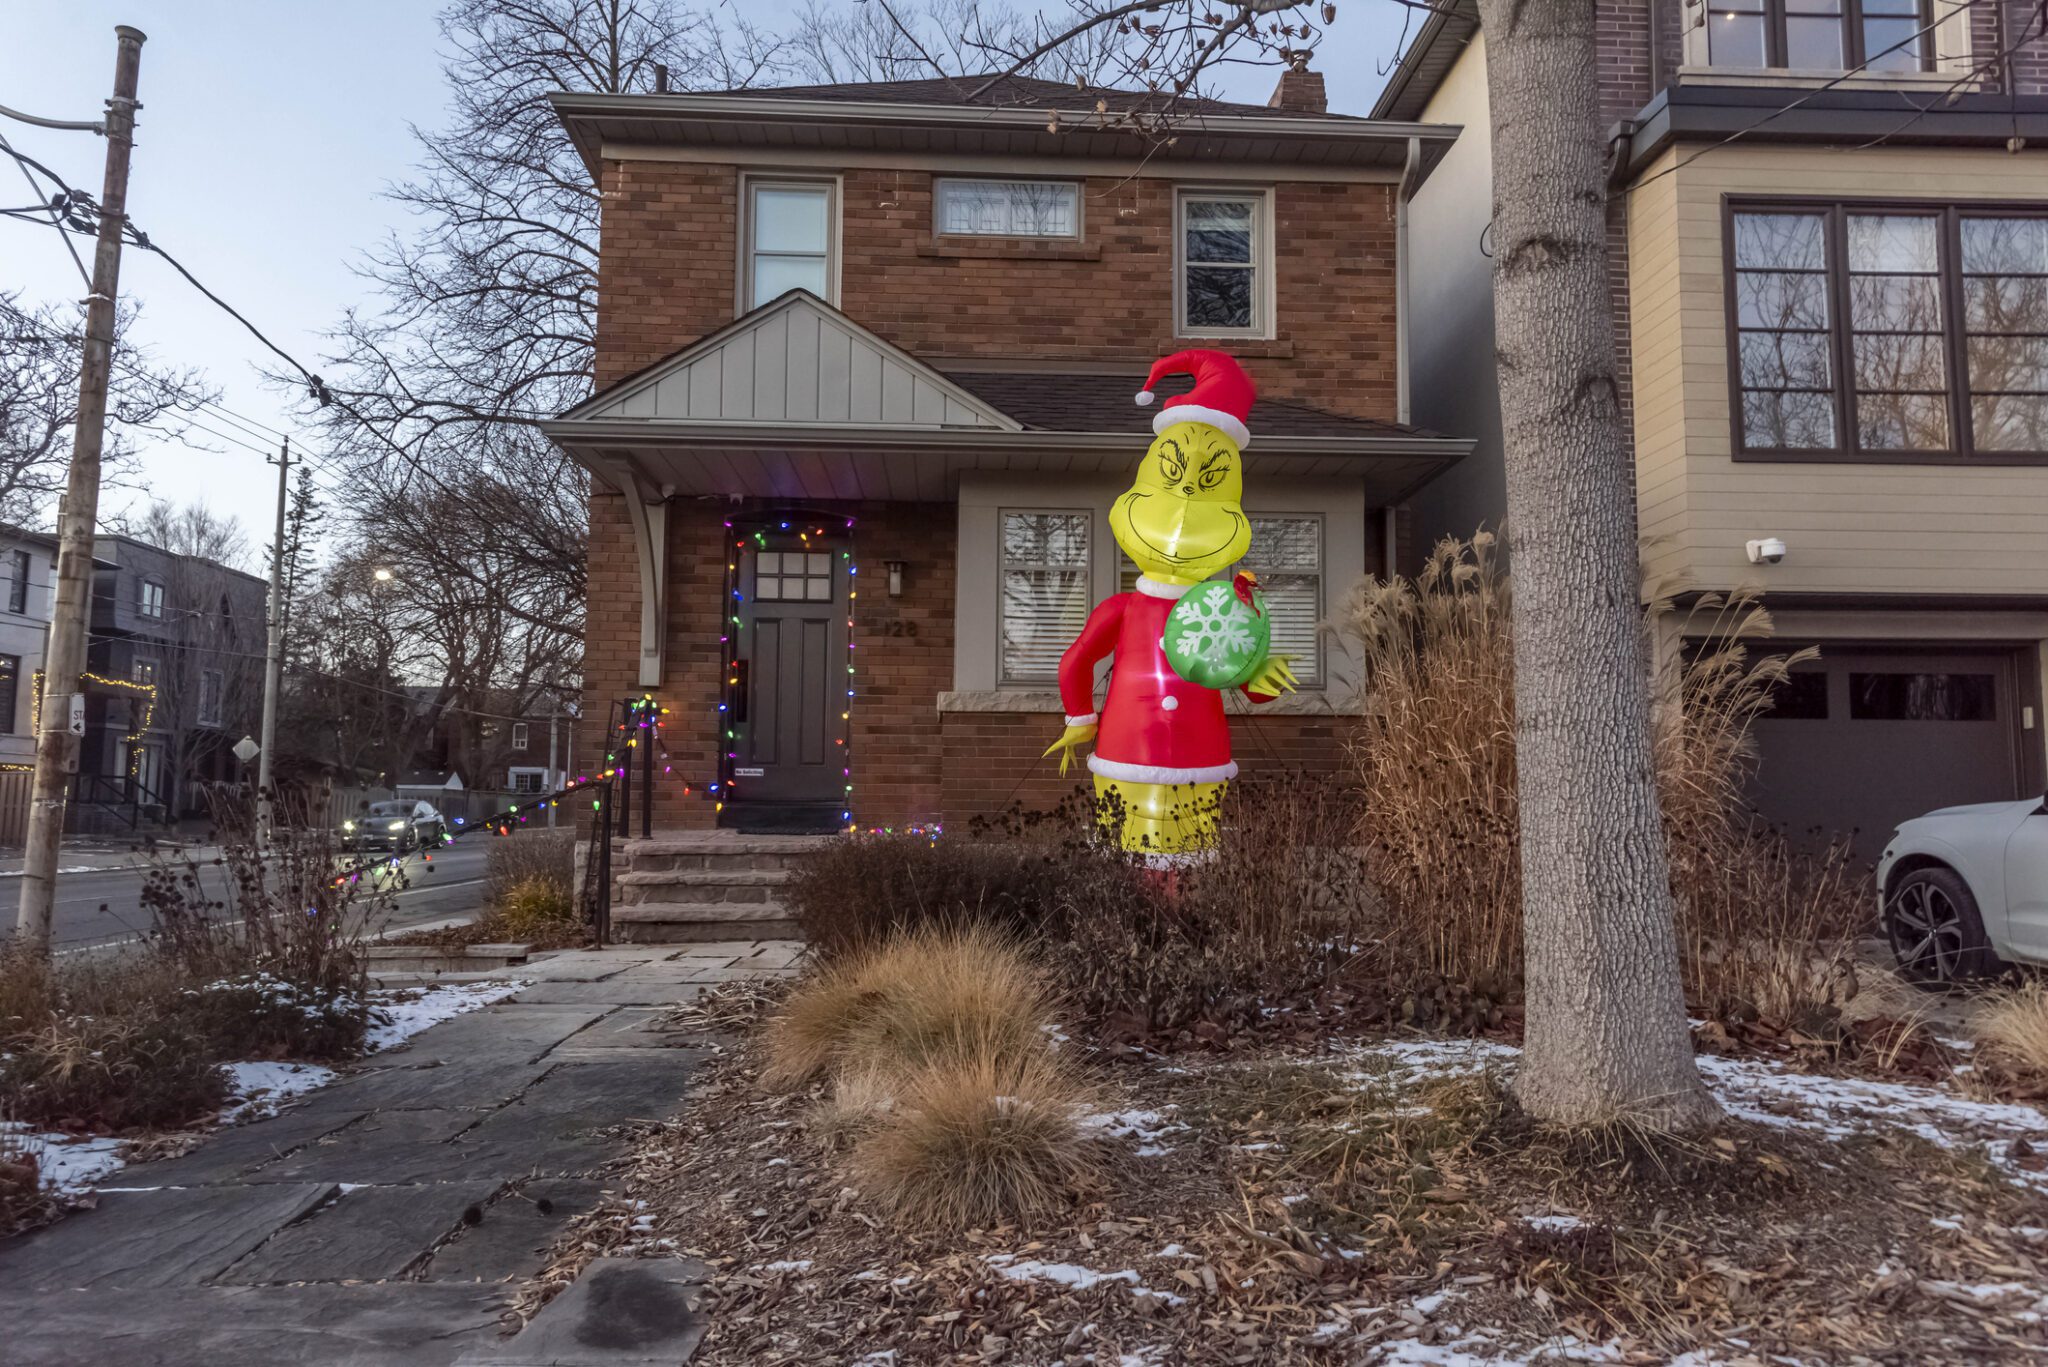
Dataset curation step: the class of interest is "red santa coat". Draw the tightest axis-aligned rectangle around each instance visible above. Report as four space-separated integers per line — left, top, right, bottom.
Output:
1057 576 1270 785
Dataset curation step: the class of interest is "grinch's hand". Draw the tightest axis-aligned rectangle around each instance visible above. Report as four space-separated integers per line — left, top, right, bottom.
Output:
1041 722 1098 776
1244 655 1299 699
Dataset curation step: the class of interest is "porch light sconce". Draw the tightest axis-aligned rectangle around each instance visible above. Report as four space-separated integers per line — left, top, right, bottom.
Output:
886 561 906 597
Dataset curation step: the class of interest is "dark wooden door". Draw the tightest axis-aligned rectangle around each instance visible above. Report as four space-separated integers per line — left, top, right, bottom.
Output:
732 538 847 808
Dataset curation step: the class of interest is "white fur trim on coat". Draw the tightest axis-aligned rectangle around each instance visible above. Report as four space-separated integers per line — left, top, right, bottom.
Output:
1063 713 1099 727
1088 755 1238 785
1151 403 1251 448
1133 575 1194 600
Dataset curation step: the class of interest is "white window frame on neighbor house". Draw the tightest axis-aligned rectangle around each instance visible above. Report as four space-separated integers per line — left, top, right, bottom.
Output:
6 549 29 616
197 668 223 728
511 722 530 751
933 178 1082 239
997 508 1093 687
0 653 19 735
510 767 545 794
137 577 165 620
738 175 840 311
1174 187 1275 340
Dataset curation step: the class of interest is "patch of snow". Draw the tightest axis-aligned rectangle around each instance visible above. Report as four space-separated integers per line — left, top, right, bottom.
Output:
0 866 109 877
1521 1213 1587 1233
3 1127 126 1198
366 979 526 1052
761 1259 813 1273
219 1060 338 1124
1931 1216 1965 1231
1155 1243 1194 1259
985 1255 1140 1292
1075 1107 1186 1156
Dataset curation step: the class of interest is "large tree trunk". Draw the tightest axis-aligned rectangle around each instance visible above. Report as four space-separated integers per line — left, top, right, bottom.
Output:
1475 0 1718 1129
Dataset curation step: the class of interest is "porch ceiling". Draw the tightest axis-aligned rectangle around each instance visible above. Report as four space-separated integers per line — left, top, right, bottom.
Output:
544 421 1468 507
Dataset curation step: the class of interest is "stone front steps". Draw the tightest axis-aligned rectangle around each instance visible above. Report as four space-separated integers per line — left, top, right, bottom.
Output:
609 833 835 943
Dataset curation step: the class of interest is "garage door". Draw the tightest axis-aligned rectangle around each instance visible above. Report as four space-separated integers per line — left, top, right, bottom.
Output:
1747 647 2027 866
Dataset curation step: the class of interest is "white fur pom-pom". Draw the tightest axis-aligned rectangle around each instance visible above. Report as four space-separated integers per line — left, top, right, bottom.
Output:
1133 390 1155 407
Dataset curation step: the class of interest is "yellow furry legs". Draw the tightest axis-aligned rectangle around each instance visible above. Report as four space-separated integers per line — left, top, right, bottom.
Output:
1091 776 1227 857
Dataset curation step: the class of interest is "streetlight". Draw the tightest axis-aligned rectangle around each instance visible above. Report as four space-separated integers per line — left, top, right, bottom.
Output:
372 567 394 583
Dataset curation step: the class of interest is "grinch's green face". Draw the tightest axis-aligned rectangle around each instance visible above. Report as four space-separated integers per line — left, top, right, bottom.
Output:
1110 419 1250 582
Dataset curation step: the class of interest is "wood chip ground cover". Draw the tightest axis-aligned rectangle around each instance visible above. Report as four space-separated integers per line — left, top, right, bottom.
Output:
536 993 2048 1364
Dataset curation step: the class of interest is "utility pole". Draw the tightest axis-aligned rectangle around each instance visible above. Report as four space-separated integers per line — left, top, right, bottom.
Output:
546 700 559 828
17 27 146 950
255 437 290 843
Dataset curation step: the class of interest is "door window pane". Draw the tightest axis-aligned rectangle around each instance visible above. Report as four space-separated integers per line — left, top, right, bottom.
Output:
937 179 1078 237
1000 512 1091 685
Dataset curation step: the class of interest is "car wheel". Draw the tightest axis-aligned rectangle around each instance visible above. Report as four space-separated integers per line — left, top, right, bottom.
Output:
1885 865 2003 989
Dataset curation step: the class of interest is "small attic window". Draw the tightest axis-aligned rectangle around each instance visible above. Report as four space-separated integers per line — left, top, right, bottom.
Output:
936 179 1080 238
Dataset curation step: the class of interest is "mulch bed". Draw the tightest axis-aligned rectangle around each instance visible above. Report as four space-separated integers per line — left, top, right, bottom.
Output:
518 986 2048 1365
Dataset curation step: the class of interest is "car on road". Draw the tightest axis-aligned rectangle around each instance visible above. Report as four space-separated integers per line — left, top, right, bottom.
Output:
344 800 449 854
1878 792 2048 986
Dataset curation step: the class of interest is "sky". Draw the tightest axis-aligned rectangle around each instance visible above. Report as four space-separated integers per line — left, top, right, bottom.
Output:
1 1 1417 554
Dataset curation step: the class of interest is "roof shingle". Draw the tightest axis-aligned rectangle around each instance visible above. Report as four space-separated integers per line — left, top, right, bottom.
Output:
718 74 1355 121
941 370 1440 440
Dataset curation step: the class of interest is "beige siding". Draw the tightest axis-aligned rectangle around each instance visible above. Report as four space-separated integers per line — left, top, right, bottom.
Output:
1624 143 2048 595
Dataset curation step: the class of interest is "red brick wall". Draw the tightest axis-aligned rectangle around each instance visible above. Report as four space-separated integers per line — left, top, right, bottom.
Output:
940 710 1354 828
594 161 1400 420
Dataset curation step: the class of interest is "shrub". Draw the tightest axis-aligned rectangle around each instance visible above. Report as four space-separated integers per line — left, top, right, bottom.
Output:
173 972 368 1062
764 924 1052 1089
847 1038 1099 1230
1340 531 1869 1017
0 1014 227 1131
497 875 580 940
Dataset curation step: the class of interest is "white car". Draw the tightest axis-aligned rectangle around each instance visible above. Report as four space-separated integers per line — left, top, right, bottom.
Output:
1878 795 2048 986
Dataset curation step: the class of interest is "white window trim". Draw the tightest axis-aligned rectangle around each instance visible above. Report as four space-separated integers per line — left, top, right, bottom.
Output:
511 722 530 751
1174 187 1276 341
737 173 842 312
997 507 1093 688
932 177 1083 239
138 578 165 620
1239 512 1328 690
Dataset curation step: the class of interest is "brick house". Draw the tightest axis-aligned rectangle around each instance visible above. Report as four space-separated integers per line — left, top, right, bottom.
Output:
544 72 1472 838
1384 0 2048 860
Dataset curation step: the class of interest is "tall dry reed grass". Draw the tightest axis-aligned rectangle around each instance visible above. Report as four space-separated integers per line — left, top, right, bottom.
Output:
1341 532 1870 1017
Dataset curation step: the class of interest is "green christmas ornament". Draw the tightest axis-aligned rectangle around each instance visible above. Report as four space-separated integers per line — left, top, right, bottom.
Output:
1162 575 1270 690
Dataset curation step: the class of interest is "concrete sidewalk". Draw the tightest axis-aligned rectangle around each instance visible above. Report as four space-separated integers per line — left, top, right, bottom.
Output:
0 941 801 1366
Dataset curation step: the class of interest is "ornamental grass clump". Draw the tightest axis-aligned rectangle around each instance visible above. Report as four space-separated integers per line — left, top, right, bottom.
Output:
1976 981 2048 1078
1342 531 1869 1017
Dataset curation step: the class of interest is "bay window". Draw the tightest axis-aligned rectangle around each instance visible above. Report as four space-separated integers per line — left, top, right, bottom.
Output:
1728 200 2048 461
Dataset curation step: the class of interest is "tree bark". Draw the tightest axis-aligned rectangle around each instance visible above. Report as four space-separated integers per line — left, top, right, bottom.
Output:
1475 0 1719 1129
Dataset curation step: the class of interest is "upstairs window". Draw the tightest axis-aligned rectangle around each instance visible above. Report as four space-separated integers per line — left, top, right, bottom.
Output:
511 722 530 751
1704 0 1933 72
1728 201 2048 461
137 578 165 620
745 180 834 309
1177 191 1268 337
7 550 27 615
935 179 1079 237
999 511 1090 686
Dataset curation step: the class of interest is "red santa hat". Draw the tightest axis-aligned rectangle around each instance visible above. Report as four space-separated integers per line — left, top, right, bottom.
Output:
1133 349 1255 448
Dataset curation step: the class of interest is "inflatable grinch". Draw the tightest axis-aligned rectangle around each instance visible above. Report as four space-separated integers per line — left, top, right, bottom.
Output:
1042 350 1297 857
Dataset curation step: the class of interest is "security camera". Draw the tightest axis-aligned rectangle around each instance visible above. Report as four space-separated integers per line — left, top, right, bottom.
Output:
1745 537 1788 566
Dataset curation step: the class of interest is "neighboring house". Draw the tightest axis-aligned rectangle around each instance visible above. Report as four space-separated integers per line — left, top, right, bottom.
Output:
1381 0 2048 859
0 524 62 770
80 533 267 825
543 71 1474 833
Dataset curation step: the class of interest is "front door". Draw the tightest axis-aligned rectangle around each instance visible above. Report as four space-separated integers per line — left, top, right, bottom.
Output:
729 534 848 826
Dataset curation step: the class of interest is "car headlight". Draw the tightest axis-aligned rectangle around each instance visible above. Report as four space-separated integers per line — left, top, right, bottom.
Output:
343 821 355 832
389 820 407 831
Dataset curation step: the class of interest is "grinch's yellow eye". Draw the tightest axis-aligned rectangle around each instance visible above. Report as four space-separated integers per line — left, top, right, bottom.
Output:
1157 440 1186 484
1198 452 1230 490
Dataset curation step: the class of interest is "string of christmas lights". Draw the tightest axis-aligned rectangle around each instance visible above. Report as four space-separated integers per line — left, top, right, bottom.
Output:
25 669 159 779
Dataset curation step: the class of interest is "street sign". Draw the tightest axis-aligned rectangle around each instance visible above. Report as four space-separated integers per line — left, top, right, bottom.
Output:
66 693 84 737
232 735 260 764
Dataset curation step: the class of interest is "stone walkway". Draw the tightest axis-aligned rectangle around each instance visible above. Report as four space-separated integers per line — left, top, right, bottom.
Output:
0 941 801 1366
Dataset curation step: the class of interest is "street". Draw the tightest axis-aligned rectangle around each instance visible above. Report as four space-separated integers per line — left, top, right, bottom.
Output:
13 837 498 949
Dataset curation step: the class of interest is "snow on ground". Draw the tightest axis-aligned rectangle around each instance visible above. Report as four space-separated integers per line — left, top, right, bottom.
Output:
2 1126 125 1199
1076 1106 1187 1156
219 1061 339 1124
983 1254 1188 1305
365 978 526 1052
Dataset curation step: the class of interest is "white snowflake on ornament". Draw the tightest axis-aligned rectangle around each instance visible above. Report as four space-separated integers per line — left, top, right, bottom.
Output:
1171 584 1256 665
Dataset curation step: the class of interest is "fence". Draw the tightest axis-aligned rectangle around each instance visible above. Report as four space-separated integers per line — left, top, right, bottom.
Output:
0 769 27 847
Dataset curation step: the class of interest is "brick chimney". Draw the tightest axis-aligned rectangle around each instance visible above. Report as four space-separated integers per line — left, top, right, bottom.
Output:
1268 55 1327 114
